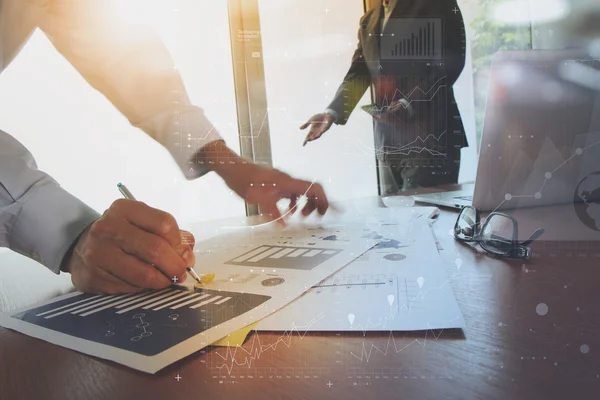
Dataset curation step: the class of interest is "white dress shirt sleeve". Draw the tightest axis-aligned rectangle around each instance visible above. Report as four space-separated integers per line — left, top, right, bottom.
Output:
36 0 222 180
0 131 100 273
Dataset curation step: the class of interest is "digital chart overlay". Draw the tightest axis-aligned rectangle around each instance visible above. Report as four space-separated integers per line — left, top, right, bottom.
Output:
381 18 443 60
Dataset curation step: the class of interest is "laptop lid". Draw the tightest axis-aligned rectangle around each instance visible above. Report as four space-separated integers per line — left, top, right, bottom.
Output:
472 49 600 212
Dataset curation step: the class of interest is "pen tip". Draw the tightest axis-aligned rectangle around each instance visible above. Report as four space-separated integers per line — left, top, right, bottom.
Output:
117 183 122 188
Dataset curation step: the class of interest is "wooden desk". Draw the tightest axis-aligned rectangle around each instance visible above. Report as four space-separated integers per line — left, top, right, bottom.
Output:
1 198 600 400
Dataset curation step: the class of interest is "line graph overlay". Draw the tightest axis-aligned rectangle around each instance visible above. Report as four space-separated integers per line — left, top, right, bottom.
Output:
352 130 448 157
365 76 451 160
347 318 463 363
207 314 328 375
492 138 600 212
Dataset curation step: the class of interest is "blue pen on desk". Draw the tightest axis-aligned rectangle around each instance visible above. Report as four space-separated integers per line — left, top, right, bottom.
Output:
117 183 202 285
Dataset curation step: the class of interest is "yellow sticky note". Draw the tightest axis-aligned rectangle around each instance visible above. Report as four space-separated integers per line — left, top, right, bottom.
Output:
211 322 258 347
194 273 215 290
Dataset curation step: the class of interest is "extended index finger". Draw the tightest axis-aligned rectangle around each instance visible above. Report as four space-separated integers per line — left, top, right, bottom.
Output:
109 199 182 247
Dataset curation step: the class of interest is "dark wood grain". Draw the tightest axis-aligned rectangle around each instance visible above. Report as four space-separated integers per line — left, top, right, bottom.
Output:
1 198 600 400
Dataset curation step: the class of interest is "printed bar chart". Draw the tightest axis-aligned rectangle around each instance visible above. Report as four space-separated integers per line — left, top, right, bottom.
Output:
14 288 270 356
381 18 442 60
226 245 342 271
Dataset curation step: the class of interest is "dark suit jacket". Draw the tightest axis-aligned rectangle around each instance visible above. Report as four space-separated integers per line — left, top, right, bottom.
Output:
327 0 468 164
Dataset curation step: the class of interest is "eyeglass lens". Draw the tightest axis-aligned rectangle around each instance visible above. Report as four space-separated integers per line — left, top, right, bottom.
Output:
480 214 516 255
455 207 477 240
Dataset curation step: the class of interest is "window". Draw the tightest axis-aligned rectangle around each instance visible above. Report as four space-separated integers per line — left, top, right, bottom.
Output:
258 0 379 201
460 0 532 147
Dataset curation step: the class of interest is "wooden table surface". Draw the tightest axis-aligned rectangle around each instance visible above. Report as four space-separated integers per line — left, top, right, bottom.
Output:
1 196 600 400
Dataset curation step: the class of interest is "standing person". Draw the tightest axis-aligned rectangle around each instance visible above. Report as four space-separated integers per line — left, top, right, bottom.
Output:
302 0 468 193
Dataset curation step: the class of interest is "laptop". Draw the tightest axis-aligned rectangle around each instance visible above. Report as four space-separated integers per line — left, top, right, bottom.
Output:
413 49 600 211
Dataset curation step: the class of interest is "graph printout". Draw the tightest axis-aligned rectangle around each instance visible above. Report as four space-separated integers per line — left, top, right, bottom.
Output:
0 225 376 373
258 217 465 332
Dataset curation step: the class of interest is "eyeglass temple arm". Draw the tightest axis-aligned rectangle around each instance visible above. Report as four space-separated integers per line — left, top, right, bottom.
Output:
520 228 545 246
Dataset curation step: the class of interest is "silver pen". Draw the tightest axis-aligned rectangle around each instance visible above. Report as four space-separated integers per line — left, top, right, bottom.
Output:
117 183 201 284
117 182 137 201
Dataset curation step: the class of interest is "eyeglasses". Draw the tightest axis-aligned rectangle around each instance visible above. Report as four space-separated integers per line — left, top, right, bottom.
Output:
453 206 545 260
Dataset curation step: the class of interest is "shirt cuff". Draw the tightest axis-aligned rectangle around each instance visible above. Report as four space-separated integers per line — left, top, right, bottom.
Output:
324 108 340 123
9 178 100 274
136 105 223 180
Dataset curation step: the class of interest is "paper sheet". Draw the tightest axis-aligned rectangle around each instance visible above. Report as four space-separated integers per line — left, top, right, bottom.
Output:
0 225 376 374
210 207 441 346
258 211 464 332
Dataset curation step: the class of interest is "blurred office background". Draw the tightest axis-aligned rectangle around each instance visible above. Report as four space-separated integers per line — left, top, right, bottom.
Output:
0 0 595 226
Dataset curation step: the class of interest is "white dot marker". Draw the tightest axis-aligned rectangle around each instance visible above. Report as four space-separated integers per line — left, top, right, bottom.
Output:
575 148 583 155
536 303 548 316
387 295 395 306
581 344 590 354
505 194 513 201
417 277 425 289
534 192 542 199
348 313 355 325
545 172 552 179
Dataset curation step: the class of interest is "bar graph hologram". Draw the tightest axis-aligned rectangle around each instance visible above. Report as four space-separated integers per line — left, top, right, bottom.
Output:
382 18 442 60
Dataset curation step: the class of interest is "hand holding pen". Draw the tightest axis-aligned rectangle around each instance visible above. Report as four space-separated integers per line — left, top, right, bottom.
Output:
117 183 201 285
60 184 197 294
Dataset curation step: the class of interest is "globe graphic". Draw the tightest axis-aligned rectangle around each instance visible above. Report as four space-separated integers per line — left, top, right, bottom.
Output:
574 171 600 231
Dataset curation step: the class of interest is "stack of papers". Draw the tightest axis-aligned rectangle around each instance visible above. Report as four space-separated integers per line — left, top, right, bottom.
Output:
0 207 464 373
0 222 376 373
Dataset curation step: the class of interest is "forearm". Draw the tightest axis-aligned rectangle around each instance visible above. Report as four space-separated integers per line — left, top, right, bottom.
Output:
39 1 223 181
327 76 370 125
196 140 244 174
0 132 100 273
328 27 372 125
196 140 259 197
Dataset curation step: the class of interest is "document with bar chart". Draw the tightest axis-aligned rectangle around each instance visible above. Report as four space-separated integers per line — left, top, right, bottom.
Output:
0 225 376 373
258 214 465 333
10 288 269 356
